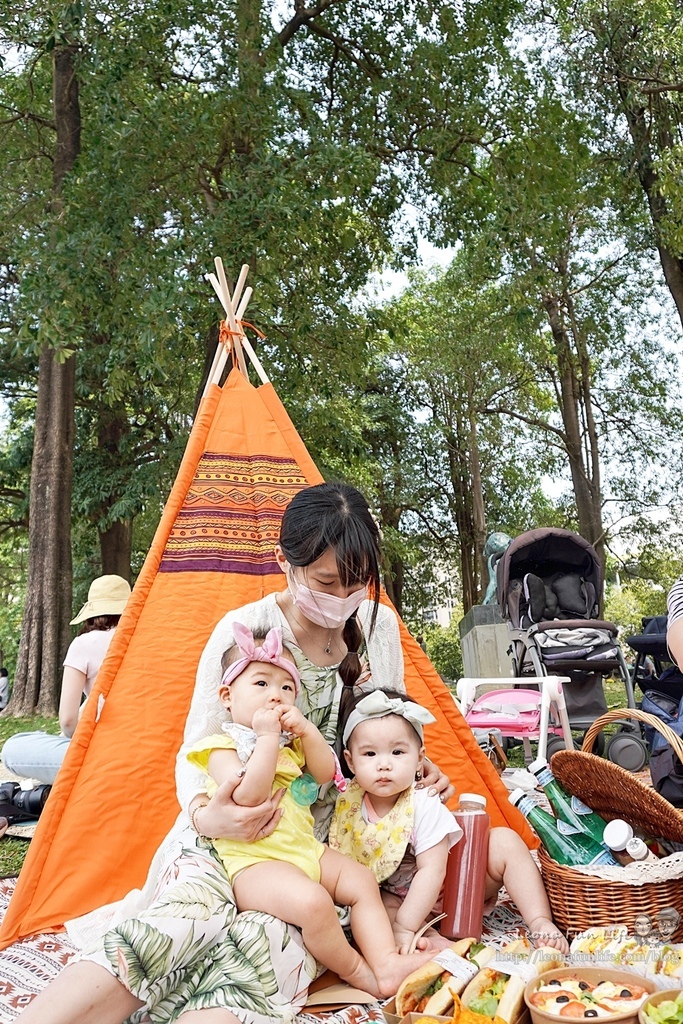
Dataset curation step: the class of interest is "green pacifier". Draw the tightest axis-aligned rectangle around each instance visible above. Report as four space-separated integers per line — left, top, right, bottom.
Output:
290 773 319 806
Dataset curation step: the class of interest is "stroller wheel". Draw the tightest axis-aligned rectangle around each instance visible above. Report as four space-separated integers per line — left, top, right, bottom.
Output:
605 731 648 772
580 729 605 756
545 734 569 758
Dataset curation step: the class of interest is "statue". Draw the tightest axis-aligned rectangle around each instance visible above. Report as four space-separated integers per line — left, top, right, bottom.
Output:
482 532 513 606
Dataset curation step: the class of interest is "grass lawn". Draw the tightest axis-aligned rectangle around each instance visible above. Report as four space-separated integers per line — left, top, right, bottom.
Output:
0 714 58 878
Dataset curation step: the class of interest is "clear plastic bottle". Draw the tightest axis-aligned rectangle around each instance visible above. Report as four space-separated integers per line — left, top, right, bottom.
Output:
440 794 490 941
509 789 618 867
528 757 607 846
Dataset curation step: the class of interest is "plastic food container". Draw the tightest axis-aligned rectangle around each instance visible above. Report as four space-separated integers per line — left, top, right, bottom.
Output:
524 967 656 1024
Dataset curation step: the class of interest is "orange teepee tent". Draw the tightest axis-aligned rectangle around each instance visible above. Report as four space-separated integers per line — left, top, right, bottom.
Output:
0 266 534 950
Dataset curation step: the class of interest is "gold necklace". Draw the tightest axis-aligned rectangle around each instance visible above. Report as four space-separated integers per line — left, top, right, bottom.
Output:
288 604 335 656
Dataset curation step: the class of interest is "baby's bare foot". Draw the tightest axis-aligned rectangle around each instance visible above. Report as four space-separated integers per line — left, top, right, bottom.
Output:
376 948 440 999
411 927 455 953
529 917 569 955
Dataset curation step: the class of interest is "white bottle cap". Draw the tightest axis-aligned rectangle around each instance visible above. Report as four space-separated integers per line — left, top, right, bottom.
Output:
602 819 633 851
625 837 649 860
508 788 526 807
528 757 549 775
459 793 487 808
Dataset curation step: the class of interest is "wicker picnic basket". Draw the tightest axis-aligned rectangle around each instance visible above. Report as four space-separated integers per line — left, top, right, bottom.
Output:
538 708 683 940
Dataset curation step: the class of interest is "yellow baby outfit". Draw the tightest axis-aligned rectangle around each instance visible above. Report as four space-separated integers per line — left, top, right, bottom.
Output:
187 733 325 884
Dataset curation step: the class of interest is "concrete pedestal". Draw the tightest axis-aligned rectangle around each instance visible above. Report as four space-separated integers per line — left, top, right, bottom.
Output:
459 605 512 678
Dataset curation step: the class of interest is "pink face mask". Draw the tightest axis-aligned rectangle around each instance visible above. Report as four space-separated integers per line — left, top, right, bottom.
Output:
287 568 367 628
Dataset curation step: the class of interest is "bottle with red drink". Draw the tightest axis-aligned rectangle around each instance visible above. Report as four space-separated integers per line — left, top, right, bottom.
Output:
440 793 490 941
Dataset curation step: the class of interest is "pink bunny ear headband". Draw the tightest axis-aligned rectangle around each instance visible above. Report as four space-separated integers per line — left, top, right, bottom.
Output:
220 622 301 695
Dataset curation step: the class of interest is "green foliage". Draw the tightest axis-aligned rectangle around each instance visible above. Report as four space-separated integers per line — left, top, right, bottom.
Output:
1 0 683 643
422 614 464 685
604 542 683 640
604 581 667 643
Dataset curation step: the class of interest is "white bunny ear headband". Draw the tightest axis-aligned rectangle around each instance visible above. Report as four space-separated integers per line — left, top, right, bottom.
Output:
342 690 435 745
221 622 300 695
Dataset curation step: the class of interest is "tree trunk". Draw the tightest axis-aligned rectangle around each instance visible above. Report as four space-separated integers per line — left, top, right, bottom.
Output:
378 500 404 616
99 520 132 581
542 293 605 564
610 57 683 328
8 40 80 716
10 349 76 715
438 392 477 613
95 407 132 581
468 403 487 604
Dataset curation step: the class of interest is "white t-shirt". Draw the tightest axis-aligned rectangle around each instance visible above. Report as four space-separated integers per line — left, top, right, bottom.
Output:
63 628 116 696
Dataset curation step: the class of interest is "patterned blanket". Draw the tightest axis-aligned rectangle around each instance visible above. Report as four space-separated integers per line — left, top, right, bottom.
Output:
0 879 527 1024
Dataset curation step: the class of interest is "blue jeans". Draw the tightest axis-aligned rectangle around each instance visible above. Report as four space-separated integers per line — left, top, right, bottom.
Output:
1 731 70 784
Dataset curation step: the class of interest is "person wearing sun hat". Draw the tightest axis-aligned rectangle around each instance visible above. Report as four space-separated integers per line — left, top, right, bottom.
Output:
69 574 131 625
1 574 131 785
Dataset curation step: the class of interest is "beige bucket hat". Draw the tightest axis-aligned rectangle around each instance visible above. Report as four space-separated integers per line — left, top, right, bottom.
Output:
70 575 131 625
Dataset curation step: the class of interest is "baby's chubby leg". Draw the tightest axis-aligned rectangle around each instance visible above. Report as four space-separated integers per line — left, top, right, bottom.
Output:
380 889 452 953
320 849 437 997
232 860 381 996
486 827 569 954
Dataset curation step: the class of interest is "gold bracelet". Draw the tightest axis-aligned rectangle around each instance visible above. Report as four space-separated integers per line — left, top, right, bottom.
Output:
190 802 209 836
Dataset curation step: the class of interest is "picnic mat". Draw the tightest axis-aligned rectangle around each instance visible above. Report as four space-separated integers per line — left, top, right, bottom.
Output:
0 877 527 1023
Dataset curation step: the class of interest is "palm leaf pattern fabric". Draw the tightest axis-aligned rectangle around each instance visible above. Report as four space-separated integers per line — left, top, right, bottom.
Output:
85 837 315 1023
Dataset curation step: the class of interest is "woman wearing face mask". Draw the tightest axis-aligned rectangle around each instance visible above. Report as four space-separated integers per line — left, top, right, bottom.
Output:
28 483 452 1024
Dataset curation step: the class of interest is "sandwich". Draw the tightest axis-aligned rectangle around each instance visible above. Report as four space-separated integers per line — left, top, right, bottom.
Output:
395 938 496 1016
570 928 628 959
651 944 683 981
460 939 566 1024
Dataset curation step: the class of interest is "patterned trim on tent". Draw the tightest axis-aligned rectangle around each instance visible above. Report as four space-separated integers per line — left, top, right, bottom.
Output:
160 453 307 574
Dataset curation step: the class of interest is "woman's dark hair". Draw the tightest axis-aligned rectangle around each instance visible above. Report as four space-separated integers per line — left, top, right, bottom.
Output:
79 614 121 635
338 686 408 775
279 483 382 689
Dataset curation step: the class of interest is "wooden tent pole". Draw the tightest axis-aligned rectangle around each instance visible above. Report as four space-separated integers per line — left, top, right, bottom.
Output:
215 258 249 379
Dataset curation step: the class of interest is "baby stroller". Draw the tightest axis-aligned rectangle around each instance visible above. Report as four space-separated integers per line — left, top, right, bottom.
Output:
627 615 683 702
496 527 647 770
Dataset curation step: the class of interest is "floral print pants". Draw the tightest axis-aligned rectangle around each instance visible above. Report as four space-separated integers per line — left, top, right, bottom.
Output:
81 833 317 1024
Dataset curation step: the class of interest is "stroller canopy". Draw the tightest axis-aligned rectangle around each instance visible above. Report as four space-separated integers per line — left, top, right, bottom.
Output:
497 527 602 622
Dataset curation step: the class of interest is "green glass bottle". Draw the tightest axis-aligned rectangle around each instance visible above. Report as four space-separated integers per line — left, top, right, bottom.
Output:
509 789 618 867
528 757 607 846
